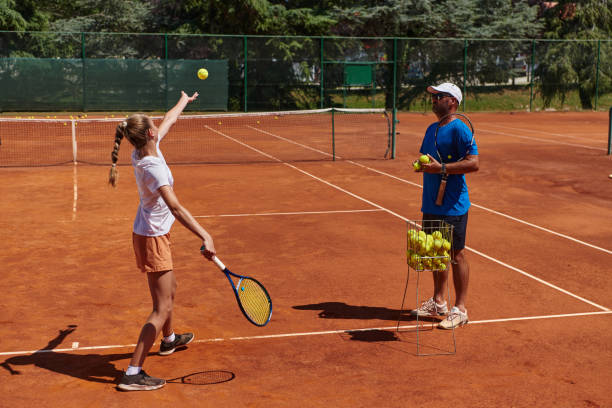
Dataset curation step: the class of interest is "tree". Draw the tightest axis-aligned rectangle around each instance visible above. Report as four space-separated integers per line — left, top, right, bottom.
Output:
538 0 612 109
0 0 27 31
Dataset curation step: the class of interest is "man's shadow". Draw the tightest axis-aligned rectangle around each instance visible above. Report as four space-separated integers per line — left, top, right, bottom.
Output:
0 325 151 384
292 302 440 323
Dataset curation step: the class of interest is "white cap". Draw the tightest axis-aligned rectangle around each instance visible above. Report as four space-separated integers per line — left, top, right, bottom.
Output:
427 83 462 105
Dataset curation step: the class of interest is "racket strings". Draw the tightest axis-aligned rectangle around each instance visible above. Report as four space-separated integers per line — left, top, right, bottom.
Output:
238 279 272 325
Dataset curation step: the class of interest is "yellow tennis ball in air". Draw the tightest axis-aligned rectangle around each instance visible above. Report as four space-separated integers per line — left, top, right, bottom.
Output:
419 154 430 164
197 68 209 80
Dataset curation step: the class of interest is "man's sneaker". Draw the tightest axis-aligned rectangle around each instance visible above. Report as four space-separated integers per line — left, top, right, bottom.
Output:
159 332 194 356
410 297 448 317
438 306 468 329
117 370 165 391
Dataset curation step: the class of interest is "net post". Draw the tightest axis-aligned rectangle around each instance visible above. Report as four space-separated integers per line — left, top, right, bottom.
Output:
71 119 77 163
331 108 336 161
391 108 397 159
608 107 612 155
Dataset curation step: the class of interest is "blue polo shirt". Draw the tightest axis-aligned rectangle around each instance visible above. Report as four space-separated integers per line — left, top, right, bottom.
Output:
420 118 478 216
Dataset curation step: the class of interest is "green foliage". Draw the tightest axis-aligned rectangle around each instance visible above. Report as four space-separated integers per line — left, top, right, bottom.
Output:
49 0 152 33
0 0 27 31
538 1 612 108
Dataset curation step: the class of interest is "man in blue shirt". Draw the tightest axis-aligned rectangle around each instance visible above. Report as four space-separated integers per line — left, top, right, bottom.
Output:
411 82 479 329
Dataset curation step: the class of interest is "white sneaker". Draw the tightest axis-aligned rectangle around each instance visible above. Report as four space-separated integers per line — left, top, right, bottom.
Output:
438 306 468 329
410 297 448 317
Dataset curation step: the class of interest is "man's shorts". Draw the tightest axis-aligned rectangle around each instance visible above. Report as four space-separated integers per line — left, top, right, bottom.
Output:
132 232 173 273
422 212 469 252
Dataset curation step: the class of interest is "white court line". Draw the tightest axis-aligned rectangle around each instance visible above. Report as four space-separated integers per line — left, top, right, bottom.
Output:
247 124 611 255
2 311 610 357
346 160 612 256
248 125 336 159
479 127 606 151
205 125 610 312
63 209 383 223
194 209 383 219
482 123 604 142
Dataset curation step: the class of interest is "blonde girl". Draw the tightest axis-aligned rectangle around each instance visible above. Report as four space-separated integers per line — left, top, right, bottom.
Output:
110 91 215 391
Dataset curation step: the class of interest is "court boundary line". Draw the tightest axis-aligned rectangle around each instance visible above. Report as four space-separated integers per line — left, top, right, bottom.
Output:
482 122 604 142
204 125 610 312
194 209 383 218
246 120 611 255
1 311 610 357
346 160 612 255
58 209 384 223
479 127 606 151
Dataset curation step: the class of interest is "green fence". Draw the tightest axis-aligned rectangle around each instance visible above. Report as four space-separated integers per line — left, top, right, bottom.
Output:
1 31 610 113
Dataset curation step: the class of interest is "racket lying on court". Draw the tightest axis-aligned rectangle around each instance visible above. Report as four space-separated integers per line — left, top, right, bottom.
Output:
434 113 475 206
202 247 272 327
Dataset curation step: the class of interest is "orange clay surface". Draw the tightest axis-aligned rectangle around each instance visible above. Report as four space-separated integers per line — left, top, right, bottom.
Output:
1 111 611 407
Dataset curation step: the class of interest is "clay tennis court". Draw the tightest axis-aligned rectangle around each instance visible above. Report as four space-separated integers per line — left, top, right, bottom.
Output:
1 110 611 407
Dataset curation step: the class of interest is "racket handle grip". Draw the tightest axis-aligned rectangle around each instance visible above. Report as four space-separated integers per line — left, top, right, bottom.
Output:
212 256 226 271
201 245 226 271
435 178 447 206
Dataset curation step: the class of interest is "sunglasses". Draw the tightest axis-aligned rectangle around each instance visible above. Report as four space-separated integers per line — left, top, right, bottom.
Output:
431 92 454 101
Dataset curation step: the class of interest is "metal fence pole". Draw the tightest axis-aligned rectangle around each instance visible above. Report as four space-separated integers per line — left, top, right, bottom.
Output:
530 39 536 112
81 32 86 112
392 38 397 159
595 39 601 111
463 39 467 112
164 34 169 110
243 35 248 112
320 37 324 109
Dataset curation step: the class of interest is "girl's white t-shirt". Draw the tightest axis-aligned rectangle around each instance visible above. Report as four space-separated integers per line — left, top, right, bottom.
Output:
131 142 175 236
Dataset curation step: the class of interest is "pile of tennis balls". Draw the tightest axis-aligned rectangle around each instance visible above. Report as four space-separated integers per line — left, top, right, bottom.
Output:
407 228 451 271
412 155 430 171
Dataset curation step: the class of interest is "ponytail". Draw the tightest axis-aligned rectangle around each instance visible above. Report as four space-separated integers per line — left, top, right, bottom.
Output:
109 121 127 187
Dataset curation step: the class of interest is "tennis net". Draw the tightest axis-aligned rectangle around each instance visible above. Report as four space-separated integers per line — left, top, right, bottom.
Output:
0 108 393 167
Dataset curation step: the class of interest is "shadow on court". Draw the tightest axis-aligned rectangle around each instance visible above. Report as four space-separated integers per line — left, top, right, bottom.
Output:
0 325 144 384
292 302 441 323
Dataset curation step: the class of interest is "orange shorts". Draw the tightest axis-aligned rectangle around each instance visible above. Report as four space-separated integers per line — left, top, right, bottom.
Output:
132 232 173 273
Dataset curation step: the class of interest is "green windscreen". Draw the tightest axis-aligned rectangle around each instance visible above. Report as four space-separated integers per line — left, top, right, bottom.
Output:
0 58 228 111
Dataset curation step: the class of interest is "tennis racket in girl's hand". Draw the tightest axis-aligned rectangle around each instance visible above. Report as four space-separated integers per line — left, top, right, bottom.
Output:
201 246 272 327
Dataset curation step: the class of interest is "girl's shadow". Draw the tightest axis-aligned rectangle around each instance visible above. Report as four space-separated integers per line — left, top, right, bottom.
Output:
0 325 148 384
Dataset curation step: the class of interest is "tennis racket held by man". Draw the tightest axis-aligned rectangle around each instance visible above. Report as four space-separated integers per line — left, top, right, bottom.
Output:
201 246 272 327
432 113 475 206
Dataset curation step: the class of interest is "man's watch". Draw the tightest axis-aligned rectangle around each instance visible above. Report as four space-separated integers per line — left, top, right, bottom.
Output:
441 163 447 175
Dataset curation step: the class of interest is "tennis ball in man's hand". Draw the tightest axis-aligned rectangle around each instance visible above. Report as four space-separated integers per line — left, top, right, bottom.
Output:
413 160 422 171
197 68 209 80
419 154 430 164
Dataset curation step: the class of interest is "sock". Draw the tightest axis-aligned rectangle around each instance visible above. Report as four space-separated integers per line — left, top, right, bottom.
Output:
163 332 175 343
126 365 141 376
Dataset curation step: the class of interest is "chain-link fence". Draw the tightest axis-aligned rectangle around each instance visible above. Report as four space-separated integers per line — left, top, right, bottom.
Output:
1 31 610 112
